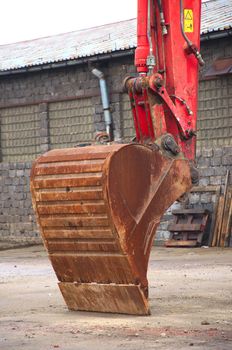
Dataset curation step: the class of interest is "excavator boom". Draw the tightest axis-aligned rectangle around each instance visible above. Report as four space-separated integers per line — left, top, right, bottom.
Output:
31 0 202 315
129 0 202 160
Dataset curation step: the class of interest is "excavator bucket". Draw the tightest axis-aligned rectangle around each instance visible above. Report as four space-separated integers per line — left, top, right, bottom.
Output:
31 143 191 315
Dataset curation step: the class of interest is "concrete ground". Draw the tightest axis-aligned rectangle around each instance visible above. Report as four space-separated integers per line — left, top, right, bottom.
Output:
0 246 231 350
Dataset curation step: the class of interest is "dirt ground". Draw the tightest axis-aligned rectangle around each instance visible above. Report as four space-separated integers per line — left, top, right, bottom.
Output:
0 246 231 350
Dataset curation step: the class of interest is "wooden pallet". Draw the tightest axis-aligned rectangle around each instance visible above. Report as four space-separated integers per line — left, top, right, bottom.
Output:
190 185 221 246
166 209 209 247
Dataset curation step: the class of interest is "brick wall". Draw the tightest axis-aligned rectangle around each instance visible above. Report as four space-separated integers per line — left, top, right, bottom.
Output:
197 146 232 187
0 161 39 243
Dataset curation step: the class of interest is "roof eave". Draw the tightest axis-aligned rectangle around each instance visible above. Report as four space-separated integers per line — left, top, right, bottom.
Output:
0 49 135 76
201 28 232 41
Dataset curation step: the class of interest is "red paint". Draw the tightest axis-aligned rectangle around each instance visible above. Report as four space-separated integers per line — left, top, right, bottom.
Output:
129 88 154 142
132 0 202 160
135 0 149 73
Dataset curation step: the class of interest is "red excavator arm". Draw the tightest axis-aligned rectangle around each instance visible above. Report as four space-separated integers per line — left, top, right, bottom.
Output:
125 0 203 166
30 0 203 315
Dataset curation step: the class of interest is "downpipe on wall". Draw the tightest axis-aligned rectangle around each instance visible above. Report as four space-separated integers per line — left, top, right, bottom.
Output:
92 68 113 140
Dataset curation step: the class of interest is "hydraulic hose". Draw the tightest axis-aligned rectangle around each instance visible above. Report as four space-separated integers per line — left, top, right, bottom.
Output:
146 0 156 74
180 0 204 66
156 0 167 35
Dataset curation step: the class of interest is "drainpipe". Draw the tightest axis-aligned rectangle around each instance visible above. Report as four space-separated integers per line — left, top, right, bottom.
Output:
91 68 112 140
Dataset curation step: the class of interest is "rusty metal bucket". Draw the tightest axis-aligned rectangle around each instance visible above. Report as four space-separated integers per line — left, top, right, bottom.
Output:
31 143 191 315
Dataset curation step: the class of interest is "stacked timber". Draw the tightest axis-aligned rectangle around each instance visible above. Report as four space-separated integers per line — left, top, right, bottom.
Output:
212 170 232 247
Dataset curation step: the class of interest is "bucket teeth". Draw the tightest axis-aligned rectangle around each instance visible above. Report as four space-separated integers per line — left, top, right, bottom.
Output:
31 143 191 315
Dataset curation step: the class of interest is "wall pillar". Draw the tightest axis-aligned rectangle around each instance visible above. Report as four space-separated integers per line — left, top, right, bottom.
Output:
39 103 50 153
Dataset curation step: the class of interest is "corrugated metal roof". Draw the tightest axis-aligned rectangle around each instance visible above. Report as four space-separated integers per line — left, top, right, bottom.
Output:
0 0 231 72
0 19 137 72
201 0 232 34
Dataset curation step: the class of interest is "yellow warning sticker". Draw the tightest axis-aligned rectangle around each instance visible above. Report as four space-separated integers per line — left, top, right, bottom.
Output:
184 9 194 33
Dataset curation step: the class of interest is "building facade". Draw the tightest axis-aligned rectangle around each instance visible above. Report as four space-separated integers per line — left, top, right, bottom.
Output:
0 1 232 244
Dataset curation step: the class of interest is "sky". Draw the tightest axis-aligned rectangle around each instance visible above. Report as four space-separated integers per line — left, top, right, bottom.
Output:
0 0 136 45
